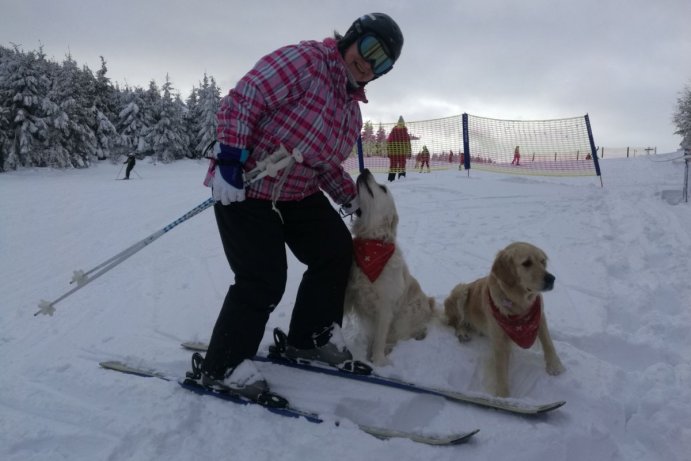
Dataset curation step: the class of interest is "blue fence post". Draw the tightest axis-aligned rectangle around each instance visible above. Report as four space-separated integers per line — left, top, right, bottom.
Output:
584 114 603 186
356 135 365 173
462 113 471 173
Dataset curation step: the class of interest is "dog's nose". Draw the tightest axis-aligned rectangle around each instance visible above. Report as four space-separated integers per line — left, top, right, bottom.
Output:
543 273 555 290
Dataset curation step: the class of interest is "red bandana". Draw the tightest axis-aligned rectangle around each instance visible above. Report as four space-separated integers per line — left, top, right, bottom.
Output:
488 291 542 349
353 238 396 282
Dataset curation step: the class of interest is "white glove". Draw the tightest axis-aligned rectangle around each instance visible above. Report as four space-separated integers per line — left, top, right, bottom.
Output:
339 196 360 218
212 166 246 205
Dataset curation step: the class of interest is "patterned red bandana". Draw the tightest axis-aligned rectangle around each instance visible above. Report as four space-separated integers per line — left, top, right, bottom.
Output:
488 291 542 349
352 238 396 282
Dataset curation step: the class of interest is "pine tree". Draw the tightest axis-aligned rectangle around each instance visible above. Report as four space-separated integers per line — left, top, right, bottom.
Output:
185 86 201 155
361 120 375 157
175 91 192 159
43 54 98 168
0 46 14 170
40 57 74 168
136 80 161 157
0 46 51 169
375 123 387 157
194 73 221 158
146 74 189 162
94 57 117 120
90 56 118 159
673 81 691 151
116 86 148 158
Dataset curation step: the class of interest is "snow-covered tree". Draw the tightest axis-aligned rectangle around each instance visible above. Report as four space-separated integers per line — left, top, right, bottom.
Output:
146 74 189 162
0 46 52 169
132 80 161 157
0 101 9 171
116 86 148 158
94 57 117 120
40 58 73 168
185 86 201 154
0 46 15 170
90 57 118 159
192 73 221 158
375 123 387 157
361 120 375 157
673 81 691 151
42 53 98 168
0 43 224 170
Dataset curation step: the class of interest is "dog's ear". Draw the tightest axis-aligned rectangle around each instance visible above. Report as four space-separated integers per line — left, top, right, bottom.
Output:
492 249 518 287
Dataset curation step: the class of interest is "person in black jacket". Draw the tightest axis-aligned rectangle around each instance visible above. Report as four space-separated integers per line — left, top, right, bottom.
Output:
123 154 136 179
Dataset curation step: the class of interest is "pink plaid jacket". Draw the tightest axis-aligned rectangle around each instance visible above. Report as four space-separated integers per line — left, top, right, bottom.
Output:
207 37 366 205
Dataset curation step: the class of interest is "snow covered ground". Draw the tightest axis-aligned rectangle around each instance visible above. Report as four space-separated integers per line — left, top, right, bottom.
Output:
1 154 690 460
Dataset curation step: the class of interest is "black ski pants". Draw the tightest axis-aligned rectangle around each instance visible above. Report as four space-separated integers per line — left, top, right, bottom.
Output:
202 192 353 379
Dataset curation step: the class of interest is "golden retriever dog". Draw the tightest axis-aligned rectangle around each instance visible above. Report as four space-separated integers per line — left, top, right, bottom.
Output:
344 169 435 365
443 242 565 397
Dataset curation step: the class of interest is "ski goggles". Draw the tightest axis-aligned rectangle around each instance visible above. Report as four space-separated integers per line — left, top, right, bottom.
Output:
357 34 395 76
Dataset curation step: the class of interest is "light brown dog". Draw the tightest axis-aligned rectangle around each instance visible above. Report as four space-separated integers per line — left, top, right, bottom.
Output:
344 169 435 365
444 242 565 397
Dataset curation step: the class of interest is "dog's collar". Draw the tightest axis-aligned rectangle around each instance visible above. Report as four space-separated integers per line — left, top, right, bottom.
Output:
352 238 395 283
488 291 542 349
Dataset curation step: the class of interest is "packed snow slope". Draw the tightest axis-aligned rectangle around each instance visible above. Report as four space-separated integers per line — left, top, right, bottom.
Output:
1 154 690 460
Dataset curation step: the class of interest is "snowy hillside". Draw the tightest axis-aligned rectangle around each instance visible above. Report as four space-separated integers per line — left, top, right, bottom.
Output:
1 154 690 460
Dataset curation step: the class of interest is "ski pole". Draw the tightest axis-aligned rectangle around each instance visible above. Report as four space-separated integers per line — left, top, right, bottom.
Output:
115 163 124 180
69 148 300 286
36 145 303 317
35 197 215 316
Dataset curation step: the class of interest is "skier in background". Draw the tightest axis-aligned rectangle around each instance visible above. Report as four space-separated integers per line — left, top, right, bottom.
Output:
123 154 136 179
511 146 521 166
387 115 412 181
418 145 430 172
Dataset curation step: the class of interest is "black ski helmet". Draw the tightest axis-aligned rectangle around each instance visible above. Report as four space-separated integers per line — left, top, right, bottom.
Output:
338 13 404 70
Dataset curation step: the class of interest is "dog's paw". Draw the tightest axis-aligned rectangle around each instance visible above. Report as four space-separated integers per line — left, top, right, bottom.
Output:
456 330 472 342
371 354 392 367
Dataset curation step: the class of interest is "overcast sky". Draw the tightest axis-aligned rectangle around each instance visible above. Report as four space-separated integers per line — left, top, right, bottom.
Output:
2 0 690 151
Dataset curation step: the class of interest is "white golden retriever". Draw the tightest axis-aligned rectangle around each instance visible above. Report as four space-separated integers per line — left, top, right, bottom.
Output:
344 169 435 365
443 242 565 397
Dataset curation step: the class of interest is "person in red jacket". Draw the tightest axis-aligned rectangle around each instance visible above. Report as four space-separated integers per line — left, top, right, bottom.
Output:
387 115 411 181
199 13 404 400
511 145 521 165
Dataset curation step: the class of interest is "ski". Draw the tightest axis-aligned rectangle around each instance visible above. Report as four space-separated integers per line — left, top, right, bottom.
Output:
99 360 478 445
181 340 565 415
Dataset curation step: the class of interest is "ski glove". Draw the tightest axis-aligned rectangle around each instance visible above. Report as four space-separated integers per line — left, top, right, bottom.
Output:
339 195 360 218
212 143 250 205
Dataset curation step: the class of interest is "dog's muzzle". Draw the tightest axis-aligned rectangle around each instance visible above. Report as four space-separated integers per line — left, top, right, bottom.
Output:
357 169 374 197
543 272 556 291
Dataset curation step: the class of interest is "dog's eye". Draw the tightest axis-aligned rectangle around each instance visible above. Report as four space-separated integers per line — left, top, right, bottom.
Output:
522 260 533 268
378 185 388 194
